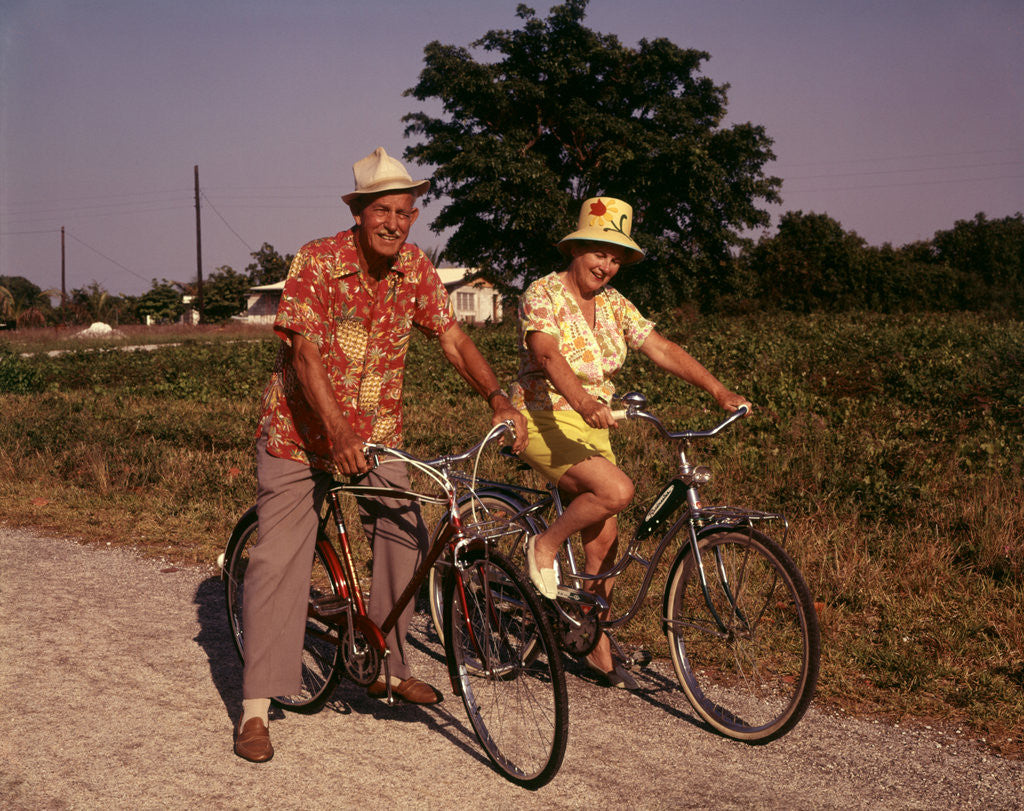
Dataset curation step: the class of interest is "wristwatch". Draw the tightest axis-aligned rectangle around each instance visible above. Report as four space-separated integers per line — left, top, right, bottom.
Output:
486 388 509 405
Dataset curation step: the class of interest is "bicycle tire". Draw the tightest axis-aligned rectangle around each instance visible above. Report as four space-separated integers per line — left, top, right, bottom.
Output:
443 550 568 789
223 507 344 714
428 490 545 646
664 526 820 742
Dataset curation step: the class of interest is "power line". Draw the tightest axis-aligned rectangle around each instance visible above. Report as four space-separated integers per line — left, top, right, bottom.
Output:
200 190 254 252
63 231 151 284
784 173 1024 194
775 146 1024 169
786 160 1024 182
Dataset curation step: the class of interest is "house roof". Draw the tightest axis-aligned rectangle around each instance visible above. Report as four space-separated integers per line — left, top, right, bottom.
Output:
436 267 492 288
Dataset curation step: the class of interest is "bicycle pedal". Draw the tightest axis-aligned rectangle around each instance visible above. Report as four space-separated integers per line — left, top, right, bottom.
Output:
311 595 350 616
555 585 608 613
631 649 653 668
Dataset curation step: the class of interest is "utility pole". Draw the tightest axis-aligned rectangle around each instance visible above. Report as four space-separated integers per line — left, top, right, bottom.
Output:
61 227 67 304
194 164 204 323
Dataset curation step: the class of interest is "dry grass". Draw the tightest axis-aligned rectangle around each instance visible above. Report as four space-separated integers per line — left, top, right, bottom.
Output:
1 314 1021 759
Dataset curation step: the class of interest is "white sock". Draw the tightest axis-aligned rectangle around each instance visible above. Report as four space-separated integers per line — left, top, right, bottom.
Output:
240 698 270 727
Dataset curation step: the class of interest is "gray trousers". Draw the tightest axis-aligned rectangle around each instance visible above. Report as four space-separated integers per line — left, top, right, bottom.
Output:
241 438 428 699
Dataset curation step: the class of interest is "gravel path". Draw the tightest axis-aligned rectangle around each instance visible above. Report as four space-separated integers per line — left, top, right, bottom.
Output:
1 525 1020 809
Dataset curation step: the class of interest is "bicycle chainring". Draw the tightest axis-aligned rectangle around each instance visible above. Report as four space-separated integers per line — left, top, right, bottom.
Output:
556 601 601 657
339 616 383 686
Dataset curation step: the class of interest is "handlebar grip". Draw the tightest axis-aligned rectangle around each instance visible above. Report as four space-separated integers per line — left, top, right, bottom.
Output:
610 409 629 421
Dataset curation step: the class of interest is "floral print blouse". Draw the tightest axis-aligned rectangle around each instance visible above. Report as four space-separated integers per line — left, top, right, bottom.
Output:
511 272 655 412
257 229 456 471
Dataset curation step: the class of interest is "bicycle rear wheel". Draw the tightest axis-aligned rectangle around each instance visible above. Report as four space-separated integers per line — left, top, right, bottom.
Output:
223 507 343 714
664 527 820 742
443 551 568 789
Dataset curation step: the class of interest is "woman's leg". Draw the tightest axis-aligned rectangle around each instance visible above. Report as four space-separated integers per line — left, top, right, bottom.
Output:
532 456 633 672
577 514 621 672
531 455 633 569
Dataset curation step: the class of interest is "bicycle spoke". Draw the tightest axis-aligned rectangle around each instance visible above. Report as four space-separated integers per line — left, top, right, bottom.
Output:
666 529 820 742
445 552 567 789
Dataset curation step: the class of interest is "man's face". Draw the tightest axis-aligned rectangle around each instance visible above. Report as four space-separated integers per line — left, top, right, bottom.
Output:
353 192 419 264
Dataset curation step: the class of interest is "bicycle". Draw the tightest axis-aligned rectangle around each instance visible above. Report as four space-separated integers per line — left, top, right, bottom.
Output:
220 423 568 789
427 391 820 743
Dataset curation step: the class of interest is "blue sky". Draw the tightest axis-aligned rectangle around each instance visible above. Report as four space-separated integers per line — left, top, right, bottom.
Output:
2 0 1021 297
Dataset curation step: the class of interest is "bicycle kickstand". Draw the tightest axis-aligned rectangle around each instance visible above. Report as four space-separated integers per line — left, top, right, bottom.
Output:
381 650 398 706
606 631 651 670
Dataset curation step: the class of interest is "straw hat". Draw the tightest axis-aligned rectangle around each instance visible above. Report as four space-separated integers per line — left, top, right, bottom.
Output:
341 147 430 205
557 197 645 264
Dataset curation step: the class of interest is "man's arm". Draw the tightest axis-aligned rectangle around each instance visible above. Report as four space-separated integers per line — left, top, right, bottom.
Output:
437 323 528 452
289 332 371 475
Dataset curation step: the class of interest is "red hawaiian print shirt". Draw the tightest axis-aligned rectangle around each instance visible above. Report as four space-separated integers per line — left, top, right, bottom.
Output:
257 229 456 471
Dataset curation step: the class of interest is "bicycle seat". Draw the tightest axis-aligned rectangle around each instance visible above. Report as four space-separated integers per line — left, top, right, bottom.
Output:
499 445 533 472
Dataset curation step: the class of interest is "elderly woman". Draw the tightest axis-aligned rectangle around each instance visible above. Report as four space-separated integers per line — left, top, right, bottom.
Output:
510 197 752 689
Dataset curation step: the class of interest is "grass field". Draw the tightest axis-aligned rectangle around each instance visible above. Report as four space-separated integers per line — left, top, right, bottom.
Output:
1 312 1021 757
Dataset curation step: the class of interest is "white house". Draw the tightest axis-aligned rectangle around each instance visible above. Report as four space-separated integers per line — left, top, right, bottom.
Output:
239 281 285 325
435 267 503 324
236 268 502 325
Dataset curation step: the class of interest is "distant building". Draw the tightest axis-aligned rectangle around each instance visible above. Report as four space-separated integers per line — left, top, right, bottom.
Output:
236 268 502 325
239 281 284 325
435 267 503 324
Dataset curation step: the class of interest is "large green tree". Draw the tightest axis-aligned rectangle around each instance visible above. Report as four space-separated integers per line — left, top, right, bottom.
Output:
246 243 293 286
136 280 186 324
202 266 253 323
742 211 870 312
932 213 1024 312
402 0 780 309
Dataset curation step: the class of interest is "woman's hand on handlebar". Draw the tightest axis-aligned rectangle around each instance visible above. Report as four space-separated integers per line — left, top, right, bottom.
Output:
579 397 621 429
715 388 753 414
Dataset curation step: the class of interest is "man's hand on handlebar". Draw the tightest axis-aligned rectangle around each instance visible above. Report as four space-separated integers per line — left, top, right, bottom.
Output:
330 427 373 477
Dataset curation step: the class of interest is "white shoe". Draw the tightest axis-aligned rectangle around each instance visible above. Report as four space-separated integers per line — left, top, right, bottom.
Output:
526 535 558 600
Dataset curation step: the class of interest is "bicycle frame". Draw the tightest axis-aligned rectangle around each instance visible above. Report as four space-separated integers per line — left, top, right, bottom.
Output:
307 424 517 699
459 397 789 639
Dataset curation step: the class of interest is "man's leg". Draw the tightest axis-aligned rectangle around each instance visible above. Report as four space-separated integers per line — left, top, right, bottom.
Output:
236 438 330 759
356 461 437 698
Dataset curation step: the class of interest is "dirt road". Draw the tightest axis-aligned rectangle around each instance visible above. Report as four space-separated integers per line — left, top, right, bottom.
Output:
1 525 1019 809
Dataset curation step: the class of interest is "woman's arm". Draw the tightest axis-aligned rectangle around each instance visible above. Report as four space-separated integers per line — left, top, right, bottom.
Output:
525 330 619 428
638 330 752 412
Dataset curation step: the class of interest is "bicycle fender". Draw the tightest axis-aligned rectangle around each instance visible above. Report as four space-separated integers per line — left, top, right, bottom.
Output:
660 522 762 636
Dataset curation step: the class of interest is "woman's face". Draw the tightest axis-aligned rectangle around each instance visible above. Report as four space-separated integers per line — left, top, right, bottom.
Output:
568 242 628 295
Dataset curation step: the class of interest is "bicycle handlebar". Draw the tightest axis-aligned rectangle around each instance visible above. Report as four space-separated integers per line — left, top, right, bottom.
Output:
363 419 515 472
612 393 748 442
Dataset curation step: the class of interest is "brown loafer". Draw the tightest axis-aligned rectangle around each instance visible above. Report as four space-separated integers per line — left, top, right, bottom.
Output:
367 676 443 705
234 717 274 762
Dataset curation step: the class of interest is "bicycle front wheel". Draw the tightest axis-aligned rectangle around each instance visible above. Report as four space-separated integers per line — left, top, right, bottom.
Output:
664 527 820 742
443 551 568 789
428 491 545 646
223 508 343 714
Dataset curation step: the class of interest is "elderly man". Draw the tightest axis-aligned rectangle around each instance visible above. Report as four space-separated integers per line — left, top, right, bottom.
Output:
234 147 526 762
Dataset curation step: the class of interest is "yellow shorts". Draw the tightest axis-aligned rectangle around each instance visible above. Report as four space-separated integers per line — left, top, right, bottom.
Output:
519 409 616 484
